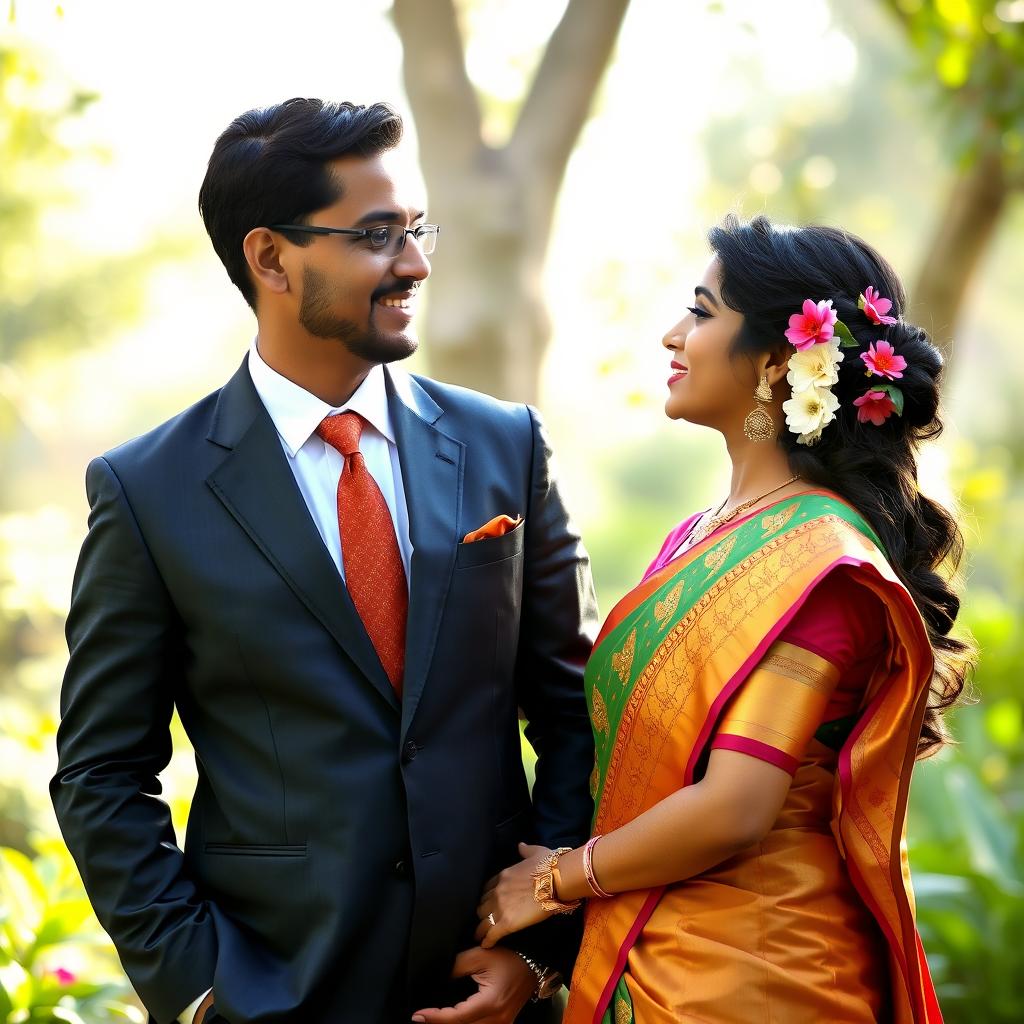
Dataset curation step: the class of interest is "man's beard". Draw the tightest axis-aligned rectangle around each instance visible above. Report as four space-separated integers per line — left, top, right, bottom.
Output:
298 265 418 364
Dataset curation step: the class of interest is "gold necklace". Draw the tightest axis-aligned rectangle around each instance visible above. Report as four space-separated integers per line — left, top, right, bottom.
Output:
687 475 801 547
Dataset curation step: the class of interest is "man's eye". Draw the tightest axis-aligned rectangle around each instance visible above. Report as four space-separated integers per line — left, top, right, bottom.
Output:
366 226 393 248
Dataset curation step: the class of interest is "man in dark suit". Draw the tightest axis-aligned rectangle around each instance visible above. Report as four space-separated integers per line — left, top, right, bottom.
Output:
51 99 597 1024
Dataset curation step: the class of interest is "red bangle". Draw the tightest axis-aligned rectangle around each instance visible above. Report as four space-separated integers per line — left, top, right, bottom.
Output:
583 835 613 898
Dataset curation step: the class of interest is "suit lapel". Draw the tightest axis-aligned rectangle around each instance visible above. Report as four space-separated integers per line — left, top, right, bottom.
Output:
205 358 400 713
386 369 464 739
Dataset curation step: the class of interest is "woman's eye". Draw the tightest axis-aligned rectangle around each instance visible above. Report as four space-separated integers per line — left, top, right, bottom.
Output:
366 226 393 248
687 305 711 320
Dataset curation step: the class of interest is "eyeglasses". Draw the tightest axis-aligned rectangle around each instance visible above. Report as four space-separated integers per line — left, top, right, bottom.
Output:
268 222 439 257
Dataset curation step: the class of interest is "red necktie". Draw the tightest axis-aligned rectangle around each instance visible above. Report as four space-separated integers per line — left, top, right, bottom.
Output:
317 413 407 696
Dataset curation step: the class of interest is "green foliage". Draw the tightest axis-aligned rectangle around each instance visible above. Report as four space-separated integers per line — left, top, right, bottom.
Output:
700 0 938 241
0 843 143 1022
910 741 1024 1020
0 38 192 423
881 0 1024 170
585 432 721 611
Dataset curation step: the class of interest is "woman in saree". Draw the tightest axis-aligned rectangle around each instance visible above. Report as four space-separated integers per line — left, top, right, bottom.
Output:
474 216 973 1023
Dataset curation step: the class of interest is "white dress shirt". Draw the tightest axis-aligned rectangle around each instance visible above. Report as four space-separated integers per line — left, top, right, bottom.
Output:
176 340 414 1023
247 337 413 581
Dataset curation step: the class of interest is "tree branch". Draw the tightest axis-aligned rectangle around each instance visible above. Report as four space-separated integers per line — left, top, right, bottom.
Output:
392 0 482 177
508 0 630 179
910 143 1007 361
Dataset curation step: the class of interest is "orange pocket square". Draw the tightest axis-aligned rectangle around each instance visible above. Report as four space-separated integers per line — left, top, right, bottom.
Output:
463 514 523 544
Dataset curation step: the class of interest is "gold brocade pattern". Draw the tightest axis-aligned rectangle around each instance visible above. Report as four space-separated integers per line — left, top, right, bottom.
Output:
761 502 800 537
716 642 840 762
598 519 850 833
703 533 737 577
614 993 632 1024
592 687 610 736
653 582 683 630
590 762 600 800
611 629 637 685
761 649 835 694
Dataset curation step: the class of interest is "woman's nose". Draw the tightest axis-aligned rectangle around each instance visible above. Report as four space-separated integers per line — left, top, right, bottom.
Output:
662 325 685 350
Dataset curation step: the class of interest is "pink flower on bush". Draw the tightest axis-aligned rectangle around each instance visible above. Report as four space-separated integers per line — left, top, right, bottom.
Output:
860 286 897 326
860 340 907 380
785 299 837 351
853 389 897 426
47 967 77 986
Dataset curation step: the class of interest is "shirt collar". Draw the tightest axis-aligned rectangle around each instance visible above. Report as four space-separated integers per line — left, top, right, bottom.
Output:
247 337 396 458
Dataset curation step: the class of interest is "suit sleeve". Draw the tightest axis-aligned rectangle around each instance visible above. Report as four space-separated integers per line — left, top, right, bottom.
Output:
503 406 599 979
51 457 217 1024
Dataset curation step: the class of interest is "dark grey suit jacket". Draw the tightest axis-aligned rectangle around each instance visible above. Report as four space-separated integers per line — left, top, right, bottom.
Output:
51 358 597 1024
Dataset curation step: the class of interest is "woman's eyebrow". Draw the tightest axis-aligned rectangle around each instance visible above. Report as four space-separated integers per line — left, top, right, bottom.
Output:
694 286 720 308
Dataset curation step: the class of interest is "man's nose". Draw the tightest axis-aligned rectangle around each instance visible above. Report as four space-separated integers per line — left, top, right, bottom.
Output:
393 235 431 281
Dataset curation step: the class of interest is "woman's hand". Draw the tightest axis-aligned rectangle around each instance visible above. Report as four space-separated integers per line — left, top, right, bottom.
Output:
475 843 556 947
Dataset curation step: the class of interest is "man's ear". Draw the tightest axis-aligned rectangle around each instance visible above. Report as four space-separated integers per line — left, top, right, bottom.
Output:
243 228 290 297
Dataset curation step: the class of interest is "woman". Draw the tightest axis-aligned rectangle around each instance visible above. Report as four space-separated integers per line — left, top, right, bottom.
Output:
475 215 973 1023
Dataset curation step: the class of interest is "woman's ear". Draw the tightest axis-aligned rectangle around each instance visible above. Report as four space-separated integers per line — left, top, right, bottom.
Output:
242 227 290 298
763 344 791 389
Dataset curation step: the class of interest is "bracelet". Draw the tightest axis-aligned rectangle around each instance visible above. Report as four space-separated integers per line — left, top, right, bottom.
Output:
583 835 613 898
531 847 582 914
514 951 544 998
514 952 563 1003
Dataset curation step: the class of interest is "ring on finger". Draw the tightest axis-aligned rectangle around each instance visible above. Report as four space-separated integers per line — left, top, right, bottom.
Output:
487 912 496 927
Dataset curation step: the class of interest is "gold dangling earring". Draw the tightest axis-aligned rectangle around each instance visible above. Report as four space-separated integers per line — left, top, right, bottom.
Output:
743 374 775 442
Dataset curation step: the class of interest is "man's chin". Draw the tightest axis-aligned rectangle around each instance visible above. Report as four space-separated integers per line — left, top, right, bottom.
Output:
377 332 419 365
340 330 418 366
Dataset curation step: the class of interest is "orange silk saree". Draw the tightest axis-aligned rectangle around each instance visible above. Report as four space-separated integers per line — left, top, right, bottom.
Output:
564 492 942 1024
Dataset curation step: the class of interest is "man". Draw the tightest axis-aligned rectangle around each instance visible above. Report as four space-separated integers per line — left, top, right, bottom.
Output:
51 99 597 1024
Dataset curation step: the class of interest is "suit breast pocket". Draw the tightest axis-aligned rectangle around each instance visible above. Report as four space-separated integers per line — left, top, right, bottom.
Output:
455 520 525 569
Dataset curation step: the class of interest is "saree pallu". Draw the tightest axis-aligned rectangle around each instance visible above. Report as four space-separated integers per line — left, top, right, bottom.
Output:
565 492 941 1024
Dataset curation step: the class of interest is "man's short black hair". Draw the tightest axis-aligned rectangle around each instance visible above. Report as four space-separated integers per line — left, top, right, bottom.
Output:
198 98 403 310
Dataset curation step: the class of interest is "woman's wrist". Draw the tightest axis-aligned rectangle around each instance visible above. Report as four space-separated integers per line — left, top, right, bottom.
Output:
552 846 590 903
553 837 615 903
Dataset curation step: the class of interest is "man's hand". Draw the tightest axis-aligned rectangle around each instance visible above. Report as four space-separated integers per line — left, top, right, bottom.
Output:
410 946 535 1024
192 991 215 1024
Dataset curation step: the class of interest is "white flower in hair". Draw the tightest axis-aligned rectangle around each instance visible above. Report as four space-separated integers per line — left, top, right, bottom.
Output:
787 339 844 394
796 424 826 446
783 384 840 444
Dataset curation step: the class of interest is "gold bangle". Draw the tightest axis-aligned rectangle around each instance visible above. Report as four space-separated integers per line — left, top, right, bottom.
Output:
583 835 613 898
531 847 581 915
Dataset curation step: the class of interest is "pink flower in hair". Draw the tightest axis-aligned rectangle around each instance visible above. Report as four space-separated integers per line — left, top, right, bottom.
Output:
859 286 897 326
853 389 897 426
785 299 838 351
860 340 907 380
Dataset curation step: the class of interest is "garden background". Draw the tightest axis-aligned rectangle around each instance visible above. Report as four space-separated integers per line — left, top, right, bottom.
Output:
1 0 1022 1020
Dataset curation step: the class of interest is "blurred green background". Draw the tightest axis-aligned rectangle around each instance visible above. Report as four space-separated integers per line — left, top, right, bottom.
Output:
2 0 1022 1020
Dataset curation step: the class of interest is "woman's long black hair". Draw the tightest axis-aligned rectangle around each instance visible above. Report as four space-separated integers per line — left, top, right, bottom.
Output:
708 214 974 757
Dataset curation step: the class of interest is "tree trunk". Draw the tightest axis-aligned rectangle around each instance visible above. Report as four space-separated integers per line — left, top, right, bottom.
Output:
909 144 1008 362
392 0 631 403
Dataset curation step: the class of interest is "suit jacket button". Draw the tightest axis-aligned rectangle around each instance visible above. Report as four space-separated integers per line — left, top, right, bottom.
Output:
394 859 409 877
402 740 419 763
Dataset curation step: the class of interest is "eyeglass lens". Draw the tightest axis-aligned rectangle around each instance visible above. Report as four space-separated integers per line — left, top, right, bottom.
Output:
374 225 438 256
